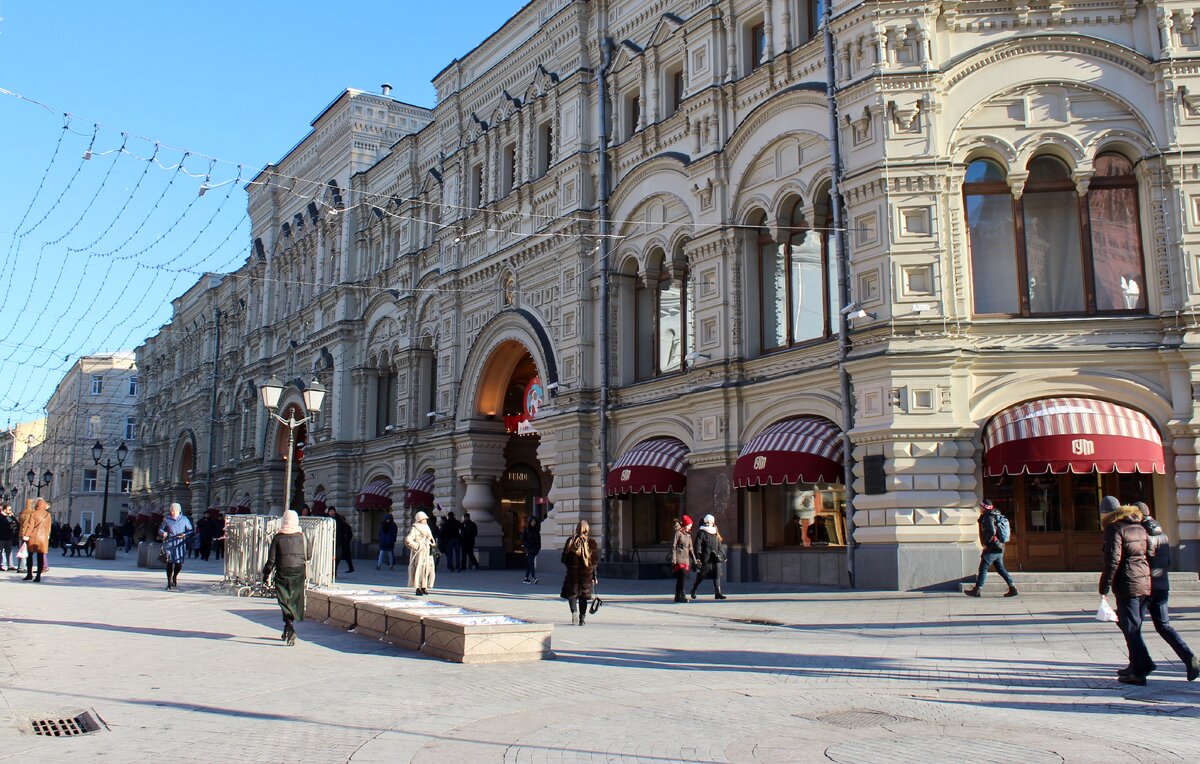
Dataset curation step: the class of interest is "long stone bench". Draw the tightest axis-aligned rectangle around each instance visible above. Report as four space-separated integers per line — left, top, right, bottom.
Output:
301 586 553 662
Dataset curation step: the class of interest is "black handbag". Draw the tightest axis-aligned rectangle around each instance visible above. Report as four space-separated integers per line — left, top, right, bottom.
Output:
589 596 603 615
157 545 170 564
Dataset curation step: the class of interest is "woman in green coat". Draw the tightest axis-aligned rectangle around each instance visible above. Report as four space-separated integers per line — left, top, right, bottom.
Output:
264 509 309 646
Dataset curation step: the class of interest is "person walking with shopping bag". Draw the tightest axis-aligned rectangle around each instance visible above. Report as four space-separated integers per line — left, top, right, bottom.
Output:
158 503 193 591
560 520 599 625
1099 502 1153 685
670 515 697 603
18 498 52 582
405 511 437 596
263 509 309 646
1134 502 1199 681
690 514 727 600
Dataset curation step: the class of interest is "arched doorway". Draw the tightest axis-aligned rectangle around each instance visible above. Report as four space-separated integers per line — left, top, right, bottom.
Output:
981 397 1165 571
475 340 551 567
178 440 195 488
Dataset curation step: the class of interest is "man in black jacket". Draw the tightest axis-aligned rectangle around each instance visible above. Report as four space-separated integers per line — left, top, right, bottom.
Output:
964 500 1018 597
461 513 479 570
328 507 355 574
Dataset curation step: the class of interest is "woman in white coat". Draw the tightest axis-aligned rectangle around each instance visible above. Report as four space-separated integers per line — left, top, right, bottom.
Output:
405 511 437 596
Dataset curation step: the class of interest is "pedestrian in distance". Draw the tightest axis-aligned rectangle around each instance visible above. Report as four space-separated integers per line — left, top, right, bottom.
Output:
1134 502 1199 682
560 520 599 625
442 511 463 572
691 514 727 600
19 498 52 582
263 509 309 646
522 515 542 584
122 518 135 553
158 503 194 591
327 507 355 574
377 514 398 570
461 512 479 570
964 499 1018 597
0 503 16 572
1099 501 1153 685
670 515 698 603
198 514 215 561
429 513 443 572
405 511 437 596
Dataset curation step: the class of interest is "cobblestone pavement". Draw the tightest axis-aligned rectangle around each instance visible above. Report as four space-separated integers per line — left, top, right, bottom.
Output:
0 554 1198 762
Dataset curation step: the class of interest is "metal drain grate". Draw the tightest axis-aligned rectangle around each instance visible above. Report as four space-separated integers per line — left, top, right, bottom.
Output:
26 710 104 737
817 709 903 729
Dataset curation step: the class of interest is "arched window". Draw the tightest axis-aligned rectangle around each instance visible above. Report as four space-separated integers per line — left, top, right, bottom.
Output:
964 154 1146 316
757 200 834 353
634 249 690 380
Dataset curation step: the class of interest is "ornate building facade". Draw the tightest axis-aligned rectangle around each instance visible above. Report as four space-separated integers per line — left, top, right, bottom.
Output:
134 0 1200 589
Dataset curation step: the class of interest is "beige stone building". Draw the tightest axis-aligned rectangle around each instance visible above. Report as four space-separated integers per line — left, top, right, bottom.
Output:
8 355 138 529
134 0 1200 589
0 419 47 507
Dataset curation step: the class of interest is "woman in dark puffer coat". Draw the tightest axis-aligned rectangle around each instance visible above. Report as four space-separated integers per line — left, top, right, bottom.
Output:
1099 503 1152 685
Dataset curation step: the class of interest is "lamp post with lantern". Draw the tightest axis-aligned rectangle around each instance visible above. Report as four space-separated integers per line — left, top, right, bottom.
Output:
92 440 129 533
259 376 326 516
26 468 52 498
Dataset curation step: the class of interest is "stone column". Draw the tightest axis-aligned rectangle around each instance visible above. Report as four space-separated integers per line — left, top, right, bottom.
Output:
453 427 508 567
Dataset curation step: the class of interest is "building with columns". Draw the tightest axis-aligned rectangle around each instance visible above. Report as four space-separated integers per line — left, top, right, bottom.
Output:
134 0 1200 589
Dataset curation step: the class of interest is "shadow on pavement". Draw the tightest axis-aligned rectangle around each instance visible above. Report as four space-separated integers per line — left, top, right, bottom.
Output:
1 617 238 641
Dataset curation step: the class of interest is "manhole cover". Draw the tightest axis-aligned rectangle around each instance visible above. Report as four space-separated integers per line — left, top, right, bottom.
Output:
815 709 904 729
825 736 1063 764
24 710 105 737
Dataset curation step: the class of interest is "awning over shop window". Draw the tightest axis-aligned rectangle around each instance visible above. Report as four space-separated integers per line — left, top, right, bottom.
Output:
405 472 435 508
311 490 327 513
733 416 844 489
606 438 689 496
356 478 393 511
983 397 1165 476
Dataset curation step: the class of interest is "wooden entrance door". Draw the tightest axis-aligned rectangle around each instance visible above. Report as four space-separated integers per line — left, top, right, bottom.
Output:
984 472 1154 572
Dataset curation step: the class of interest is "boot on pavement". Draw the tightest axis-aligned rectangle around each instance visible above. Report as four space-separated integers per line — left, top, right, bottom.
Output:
1004 586 1019 597
963 586 981 597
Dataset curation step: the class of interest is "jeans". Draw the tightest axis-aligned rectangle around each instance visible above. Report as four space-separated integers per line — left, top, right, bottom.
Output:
463 543 478 570
1142 589 1195 663
1116 594 1154 674
445 539 462 571
974 549 1014 587
524 550 538 581
377 546 395 567
0 542 11 569
124 536 133 553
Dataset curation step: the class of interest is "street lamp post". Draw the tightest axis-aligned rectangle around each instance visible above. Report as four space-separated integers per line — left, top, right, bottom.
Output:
92 440 129 532
259 376 326 516
26 468 52 498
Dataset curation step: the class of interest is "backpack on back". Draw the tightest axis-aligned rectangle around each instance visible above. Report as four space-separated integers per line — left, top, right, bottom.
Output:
993 512 1011 544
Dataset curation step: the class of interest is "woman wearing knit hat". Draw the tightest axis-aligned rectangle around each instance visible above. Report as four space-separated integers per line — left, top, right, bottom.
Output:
264 509 309 646
670 515 697 603
690 514 727 600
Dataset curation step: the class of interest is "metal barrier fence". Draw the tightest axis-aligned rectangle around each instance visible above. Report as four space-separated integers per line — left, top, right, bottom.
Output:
221 515 336 596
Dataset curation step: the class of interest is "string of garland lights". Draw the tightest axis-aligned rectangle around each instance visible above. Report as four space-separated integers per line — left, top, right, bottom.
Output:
0 84 864 420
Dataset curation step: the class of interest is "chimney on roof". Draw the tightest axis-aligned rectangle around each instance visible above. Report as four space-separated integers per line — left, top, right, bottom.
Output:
381 83 393 97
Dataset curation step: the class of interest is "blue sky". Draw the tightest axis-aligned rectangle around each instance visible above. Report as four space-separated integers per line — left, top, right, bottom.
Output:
0 0 528 422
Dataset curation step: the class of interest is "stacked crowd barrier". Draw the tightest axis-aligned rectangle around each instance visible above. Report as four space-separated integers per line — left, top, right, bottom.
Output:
221 515 336 596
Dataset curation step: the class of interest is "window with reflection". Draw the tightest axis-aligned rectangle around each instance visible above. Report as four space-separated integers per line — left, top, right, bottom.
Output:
756 199 834 353
634 250 689 380
761 483 846 548
631 493 682 547
964 153 1146 317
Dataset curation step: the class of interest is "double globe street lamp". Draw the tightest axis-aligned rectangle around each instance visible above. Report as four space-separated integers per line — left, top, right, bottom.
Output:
259 376 326 516
92 440 129 532
27 468 52 498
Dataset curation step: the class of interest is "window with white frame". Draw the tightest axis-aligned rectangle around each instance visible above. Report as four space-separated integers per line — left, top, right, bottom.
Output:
125 415 137 440
634 248 691 380
121 469 133 493
83 469 98 492
753 197 836 353
624 90 641 140
91 375 104 395
86 415 101 439
128 376 139 396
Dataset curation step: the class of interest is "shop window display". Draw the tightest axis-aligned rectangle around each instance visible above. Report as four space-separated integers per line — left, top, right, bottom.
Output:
761 483 846 548
632 493 682 548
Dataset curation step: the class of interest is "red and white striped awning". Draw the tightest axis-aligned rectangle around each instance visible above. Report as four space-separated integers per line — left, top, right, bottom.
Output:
733 417 844 488
606 438 689 496
356 478 393 511
405 472 435 508
983 397 1164 476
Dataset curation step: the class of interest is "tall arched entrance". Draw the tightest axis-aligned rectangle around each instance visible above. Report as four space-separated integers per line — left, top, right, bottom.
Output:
473 340 552 567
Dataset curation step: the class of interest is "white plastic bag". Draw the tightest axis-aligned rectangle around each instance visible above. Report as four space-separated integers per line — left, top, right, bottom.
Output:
1095 596 1119 623
14 541 27 561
